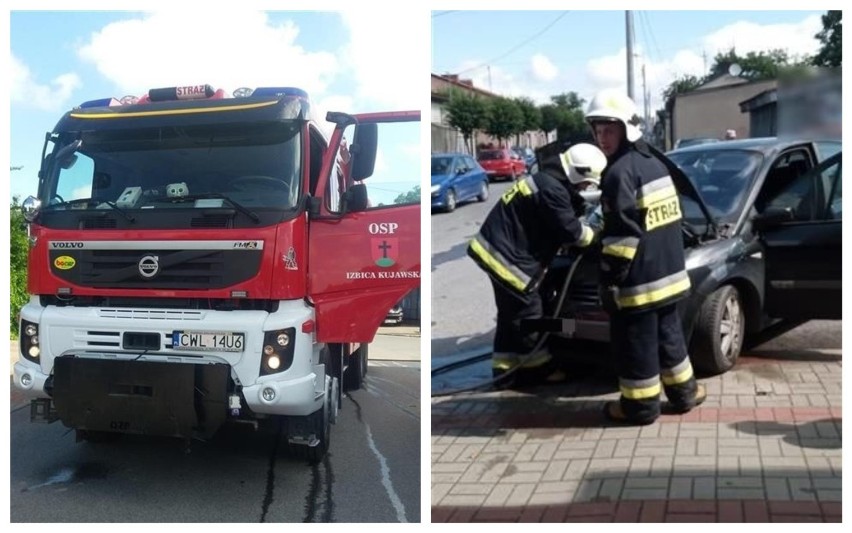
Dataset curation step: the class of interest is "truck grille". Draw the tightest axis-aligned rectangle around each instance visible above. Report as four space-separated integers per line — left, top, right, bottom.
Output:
49 249 262 290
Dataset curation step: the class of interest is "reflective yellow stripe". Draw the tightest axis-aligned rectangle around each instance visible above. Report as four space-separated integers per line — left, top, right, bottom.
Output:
603 244 636 260
69 100 278 119
620 382 662 399
662 364 694 385
577 224 595 247
469 239 528 292
618 276 691 308
637 185 677 208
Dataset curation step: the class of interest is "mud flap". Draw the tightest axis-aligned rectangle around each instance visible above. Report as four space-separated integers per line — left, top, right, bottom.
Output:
52 357 228 439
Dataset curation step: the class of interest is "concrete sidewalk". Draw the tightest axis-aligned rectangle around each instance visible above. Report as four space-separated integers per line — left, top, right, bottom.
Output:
431 349 842 522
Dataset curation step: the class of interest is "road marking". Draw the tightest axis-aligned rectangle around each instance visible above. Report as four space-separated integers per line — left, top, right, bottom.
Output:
364 423 408 523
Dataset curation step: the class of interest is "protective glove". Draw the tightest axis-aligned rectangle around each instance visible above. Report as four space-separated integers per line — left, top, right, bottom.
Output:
599 285 621 314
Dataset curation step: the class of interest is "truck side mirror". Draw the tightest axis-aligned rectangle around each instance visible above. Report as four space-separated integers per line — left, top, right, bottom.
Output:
350 123 377 181
307 196 322 217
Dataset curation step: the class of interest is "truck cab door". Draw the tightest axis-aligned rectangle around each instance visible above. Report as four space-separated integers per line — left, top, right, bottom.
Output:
307 112 421 342
756 152 842 320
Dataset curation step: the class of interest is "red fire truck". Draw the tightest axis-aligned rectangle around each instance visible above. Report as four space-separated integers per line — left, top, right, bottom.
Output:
13 84 420 462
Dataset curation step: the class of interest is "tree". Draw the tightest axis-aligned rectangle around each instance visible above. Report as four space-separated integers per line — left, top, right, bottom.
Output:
393 185 420 205
443 90 490 155
813 10 841 68
485 97 524 146
513 97 541 146
662 74 703 113
10 197 29 337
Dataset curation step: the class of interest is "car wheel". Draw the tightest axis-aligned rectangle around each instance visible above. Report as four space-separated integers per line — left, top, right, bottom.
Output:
690 285 745 375
476 181 489 202
445 189 457 212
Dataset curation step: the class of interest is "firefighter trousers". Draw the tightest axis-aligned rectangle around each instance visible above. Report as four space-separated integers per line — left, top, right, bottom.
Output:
490 279 551 374
610 303 698 423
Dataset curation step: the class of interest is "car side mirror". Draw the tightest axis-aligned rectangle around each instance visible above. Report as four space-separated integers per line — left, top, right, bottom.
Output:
753 206 794 231
455 167 466 175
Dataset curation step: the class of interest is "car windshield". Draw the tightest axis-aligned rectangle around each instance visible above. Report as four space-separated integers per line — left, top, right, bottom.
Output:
668 149 763 223
478 150 504 161
41 121 302 215
432 156 454 175
677 138 719 149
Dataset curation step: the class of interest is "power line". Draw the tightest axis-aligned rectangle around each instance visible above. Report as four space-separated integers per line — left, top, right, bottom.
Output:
432 11 459 18
453 11 570 76
640 11 664 66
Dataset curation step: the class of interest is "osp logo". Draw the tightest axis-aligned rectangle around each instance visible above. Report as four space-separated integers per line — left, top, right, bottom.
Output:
54 256 76 270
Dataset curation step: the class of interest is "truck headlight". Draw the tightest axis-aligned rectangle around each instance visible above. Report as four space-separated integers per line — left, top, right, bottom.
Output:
20 319 40 363
260 327 296 376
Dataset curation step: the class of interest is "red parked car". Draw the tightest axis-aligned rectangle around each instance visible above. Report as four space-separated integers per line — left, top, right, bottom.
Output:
477 148 526 181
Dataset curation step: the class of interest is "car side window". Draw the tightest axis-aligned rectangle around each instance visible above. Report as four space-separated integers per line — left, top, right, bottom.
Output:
764 156 841 222
825 160 842 220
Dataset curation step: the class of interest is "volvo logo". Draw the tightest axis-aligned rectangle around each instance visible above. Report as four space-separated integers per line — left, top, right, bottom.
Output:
138 255 160 279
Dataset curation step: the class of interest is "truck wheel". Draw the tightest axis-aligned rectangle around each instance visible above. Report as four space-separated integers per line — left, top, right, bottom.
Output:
690 285 745 376
305 385 331 464
343 344 367 391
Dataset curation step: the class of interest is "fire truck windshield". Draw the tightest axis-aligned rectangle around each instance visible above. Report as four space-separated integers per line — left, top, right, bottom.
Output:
40 121 301 225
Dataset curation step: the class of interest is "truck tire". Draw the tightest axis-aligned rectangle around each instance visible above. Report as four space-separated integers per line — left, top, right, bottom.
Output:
343 344 368 391
690 285 745 376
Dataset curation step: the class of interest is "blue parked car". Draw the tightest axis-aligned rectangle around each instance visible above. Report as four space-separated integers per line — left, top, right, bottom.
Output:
513 146 537 172
431 153 490 212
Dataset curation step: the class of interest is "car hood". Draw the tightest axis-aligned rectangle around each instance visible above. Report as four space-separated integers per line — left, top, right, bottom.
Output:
647 144 718 236
431 173 452 186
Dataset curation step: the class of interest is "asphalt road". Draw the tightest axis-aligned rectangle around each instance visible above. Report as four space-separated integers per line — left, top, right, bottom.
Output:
10 335 421 523
431 180 516 364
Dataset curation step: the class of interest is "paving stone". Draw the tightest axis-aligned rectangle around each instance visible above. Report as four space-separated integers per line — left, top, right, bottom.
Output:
432 483 454 504
450 483 495 496
573 479 602 502
527 491 573 506
621 488 669 500
536 481 580 494
764 477 791 501
441 494 487 506
624 477 670 489
482 483 514 507
693 477 716 499
541 460 569 482
717 488 766 500
506 484 536 507
598 478 624 502
718 476 763 488
562 459 590 481
613 439 636 458
788 477 817 501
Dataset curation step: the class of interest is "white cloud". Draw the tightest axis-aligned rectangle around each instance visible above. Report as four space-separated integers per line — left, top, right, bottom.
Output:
530 54 558 82
701 15 822 59
76 11 339 97
450 60 555 104
338 11 423 110
11 54 81 111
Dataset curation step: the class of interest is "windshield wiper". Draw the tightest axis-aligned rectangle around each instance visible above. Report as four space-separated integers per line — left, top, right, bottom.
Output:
102 201 136 223
169 193 260 223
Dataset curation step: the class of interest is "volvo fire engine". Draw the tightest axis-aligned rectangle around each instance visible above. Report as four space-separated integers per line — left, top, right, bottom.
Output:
14 84 420 461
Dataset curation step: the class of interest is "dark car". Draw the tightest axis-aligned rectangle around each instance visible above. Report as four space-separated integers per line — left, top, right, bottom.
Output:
513 146 537 172
673 137 721 150
477 148 527 181
384 302 404 325
431 153 489 212
540 138 841 375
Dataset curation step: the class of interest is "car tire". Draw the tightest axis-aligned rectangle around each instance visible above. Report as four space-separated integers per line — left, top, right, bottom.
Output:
690 285 745 376
476 181 489 202
445 189 457 212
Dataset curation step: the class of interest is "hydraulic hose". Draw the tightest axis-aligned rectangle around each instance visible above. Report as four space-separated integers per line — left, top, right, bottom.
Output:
430 250 586 398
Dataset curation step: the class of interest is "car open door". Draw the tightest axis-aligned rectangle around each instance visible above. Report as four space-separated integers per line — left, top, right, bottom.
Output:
308 111 421 342
757 152 841 319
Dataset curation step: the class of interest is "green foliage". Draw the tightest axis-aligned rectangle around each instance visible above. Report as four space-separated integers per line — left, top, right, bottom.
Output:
813 10 841 68
10 197 29 338
393 185 420 205
514 97 541 134
485 97 524 144
444 89 491 153
537 92 587 140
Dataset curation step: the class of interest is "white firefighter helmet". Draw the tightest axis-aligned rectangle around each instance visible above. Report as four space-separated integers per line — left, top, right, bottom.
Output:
585 89 643 143
559 143 607 186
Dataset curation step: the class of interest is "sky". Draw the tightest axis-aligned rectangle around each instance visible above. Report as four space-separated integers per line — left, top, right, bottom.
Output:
8 9 423 205
432 10 827 118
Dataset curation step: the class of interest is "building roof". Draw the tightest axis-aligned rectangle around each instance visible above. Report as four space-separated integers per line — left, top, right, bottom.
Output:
431 73 500 101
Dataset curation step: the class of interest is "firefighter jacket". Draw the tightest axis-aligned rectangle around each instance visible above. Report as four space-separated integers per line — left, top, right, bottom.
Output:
599 142 690 312
468 169 596 295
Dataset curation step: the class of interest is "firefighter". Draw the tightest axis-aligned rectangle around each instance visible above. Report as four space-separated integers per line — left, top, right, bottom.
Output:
468 143 607 386
585 89 706 425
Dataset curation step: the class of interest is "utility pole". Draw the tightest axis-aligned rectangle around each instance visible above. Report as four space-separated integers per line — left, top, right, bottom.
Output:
626 10 635 99
642 63 650 136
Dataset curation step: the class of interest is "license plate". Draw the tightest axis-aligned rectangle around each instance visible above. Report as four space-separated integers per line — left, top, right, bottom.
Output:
171 331 245 352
